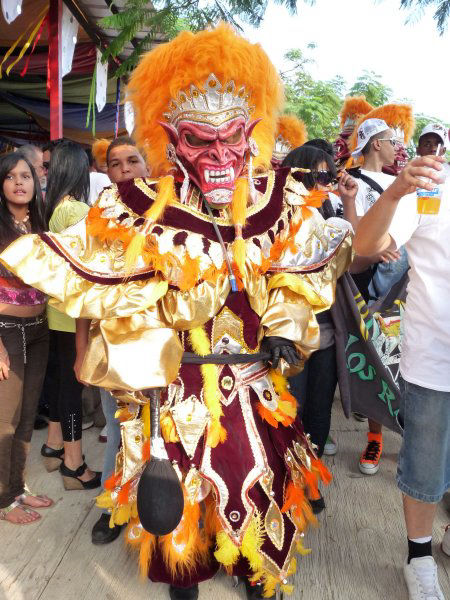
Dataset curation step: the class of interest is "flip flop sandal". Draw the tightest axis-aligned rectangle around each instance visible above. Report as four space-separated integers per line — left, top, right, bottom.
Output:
16 490 54 509
0 501 41 524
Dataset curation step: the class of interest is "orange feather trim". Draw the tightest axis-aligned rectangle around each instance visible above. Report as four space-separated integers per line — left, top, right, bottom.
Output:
339 96 373 129
104 472 121 491
277 114 308 149
118 480 131 505
139 531 157 578
92 138 110 167
311 457 332 485
142 440 150 462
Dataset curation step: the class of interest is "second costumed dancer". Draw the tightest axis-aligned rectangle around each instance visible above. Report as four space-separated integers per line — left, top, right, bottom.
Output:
1 25 352 600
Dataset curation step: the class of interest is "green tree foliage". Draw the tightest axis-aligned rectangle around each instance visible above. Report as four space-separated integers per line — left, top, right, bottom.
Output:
281 47 344 140
99 0 314 76
348 70 392 107
281 45 447 149
399 0 450 34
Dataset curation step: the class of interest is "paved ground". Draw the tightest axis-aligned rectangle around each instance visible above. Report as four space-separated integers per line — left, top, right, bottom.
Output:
1 403 449 600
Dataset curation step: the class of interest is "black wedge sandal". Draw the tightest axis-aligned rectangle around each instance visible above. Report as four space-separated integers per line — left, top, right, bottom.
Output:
40 444 64 472
59 462 101 490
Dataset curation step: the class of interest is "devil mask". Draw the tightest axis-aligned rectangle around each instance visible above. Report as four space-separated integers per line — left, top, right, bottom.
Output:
160 74 259 207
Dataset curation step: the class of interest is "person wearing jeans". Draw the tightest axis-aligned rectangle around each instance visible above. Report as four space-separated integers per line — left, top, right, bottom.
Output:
0 152 52 524
91 388 122 544
354 154 449 600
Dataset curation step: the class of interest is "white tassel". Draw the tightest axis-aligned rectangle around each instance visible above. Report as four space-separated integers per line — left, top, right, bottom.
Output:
176 157 190 204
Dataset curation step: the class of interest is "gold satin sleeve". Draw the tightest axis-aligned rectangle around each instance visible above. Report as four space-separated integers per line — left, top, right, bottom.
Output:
0 234 168 320
260 234 353 375
259 287 319 376
81 311 183 391
158 275 231 330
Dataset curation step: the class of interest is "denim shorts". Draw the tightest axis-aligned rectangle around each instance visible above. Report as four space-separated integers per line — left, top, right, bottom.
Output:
396 378 450 503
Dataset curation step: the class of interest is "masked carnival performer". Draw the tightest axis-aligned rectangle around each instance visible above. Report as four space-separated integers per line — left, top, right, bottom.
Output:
0 25 352 600
271 115 308 168
333 96 373 171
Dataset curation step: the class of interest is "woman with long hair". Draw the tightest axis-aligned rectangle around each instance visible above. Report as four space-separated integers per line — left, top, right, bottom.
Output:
40 141 101 490
0 152 53 524
282 144 357 513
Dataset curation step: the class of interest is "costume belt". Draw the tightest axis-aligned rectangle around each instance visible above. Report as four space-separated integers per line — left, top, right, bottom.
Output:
0 314 47 364
181 351 270 365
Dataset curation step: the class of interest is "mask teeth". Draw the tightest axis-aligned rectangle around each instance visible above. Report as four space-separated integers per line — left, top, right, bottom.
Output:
204 167 234 184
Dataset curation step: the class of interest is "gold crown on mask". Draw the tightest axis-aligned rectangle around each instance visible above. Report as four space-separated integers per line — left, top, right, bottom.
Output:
163 73 253 128
272 134 293 162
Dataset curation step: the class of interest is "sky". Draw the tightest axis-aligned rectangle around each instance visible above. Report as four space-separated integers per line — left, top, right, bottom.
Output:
242 0 450 124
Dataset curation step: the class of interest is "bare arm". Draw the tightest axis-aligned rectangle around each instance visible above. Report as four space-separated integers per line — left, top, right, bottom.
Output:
355 156 445 256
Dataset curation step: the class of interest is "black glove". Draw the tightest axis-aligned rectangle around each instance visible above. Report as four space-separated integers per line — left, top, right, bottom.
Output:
260 336 301 370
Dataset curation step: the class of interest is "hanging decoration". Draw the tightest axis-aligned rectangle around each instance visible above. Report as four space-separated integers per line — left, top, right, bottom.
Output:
0 5 48 78
114 77 121 137
61 2 78 77
86 63 97 136
124 100 135 136
95 47 108 113
1 0 22 24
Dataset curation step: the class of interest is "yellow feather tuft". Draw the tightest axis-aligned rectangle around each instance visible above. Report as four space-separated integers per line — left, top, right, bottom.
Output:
141 403 151 439
160 412 180 443
240 512 264 572
281 584 294 595
124 175 176 272
96 489 113 510
232 236 247 278
146 175 176 222
214 531 241 566
189 327 225 447
231 177 248 227
124 231 147 273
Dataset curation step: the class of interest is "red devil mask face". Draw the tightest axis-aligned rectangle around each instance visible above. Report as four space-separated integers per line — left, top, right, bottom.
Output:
382 143 408 176
333 131 351 169
161 117 259 207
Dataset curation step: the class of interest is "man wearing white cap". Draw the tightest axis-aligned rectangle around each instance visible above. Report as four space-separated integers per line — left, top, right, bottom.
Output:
416 123 450 178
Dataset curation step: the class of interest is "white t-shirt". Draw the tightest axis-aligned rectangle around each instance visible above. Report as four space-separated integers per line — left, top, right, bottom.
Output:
355 170 395 217
88 172 111 206
389 179 450 391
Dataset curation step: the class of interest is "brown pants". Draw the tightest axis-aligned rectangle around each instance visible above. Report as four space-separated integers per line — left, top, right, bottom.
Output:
0 315 49 508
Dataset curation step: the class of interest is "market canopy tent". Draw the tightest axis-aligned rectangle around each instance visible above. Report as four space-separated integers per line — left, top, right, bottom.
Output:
0 0 163 144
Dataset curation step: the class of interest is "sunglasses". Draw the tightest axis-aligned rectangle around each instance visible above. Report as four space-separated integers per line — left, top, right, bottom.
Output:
314 170 337 186
376 138 402 147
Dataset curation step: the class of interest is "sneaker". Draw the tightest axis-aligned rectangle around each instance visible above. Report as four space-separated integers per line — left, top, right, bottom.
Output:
323 435 337 456
353 412 367 422
359 432 382 475
98 426 107 443
441 524 450 557
81 418 94 430
403 556 445 600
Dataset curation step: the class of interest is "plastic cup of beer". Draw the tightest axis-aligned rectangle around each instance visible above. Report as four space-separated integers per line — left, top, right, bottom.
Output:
417 185 441 215
417 143 443 215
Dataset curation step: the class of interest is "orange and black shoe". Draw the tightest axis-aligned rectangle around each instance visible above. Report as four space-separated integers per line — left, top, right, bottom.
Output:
359 432 382 475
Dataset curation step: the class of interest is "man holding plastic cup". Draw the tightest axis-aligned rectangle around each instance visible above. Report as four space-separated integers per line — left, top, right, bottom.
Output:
354 155 449 600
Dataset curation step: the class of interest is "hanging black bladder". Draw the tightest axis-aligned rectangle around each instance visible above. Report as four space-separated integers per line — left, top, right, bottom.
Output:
137 388 184 536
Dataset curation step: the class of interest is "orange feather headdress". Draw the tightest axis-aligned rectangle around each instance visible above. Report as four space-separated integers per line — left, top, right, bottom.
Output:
348 103 415 156
123 23 284 272
339 96 373 131
91 138 110 168
127 24 283 179
272 114 308 163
